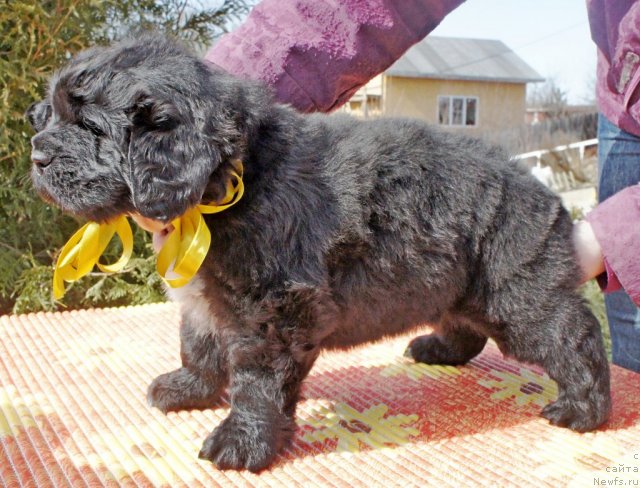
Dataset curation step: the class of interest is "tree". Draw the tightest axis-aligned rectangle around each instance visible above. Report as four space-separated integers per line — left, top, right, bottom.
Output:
0 0 249 314
527 77 569 118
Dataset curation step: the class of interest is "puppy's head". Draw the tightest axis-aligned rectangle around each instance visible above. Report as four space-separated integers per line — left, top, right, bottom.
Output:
27 34 249 223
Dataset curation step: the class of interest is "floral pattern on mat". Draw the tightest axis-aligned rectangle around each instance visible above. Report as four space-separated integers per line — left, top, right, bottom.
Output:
299 402 419 452
478 367 558 408
380 358 463 381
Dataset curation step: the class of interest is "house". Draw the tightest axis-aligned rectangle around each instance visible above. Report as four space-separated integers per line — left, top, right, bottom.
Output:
343 36 543 139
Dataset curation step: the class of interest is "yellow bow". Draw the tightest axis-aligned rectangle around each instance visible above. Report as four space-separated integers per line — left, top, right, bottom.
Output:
52 161 244 299
156 161 244 288
52 216 133 299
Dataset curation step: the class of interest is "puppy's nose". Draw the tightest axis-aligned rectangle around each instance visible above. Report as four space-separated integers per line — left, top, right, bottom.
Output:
31 150 52 168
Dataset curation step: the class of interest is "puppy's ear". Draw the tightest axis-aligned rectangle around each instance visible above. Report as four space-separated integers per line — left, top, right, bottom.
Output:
128 95 218 222
26 101 52 132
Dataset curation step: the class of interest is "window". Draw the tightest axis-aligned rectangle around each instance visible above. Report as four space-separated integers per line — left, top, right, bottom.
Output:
437 96 478 127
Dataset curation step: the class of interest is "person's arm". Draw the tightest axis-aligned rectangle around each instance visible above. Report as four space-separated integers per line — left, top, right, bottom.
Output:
205 0 465 113
573 219 606 282
574 184 640 306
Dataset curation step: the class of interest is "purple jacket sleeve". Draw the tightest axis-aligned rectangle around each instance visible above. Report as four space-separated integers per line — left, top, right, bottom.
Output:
586 184 640 305
204 0 465 113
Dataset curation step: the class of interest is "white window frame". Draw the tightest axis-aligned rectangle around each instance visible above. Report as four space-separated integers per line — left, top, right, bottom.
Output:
437 95 479 127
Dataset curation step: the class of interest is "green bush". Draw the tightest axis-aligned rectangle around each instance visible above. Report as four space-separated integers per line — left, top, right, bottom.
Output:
0 0 248 314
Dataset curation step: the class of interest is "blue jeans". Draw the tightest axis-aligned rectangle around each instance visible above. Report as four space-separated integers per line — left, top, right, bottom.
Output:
597 114 640 372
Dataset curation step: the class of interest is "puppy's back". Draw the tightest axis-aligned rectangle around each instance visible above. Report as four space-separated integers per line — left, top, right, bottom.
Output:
317 116 571 347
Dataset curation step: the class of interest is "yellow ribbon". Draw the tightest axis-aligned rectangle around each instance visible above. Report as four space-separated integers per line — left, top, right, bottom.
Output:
156 161 244 288
53 216 133 299
52 161 244 299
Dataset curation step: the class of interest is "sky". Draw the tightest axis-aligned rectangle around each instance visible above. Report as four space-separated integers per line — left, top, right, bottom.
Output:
430 0 596 104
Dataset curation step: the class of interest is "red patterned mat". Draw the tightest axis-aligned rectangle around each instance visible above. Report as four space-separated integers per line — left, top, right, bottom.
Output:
0 303 638 487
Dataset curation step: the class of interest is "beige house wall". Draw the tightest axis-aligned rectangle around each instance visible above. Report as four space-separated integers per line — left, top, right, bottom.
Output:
381 76 526 138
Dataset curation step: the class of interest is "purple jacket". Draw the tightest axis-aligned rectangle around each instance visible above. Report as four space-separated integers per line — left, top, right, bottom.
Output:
207 0 640 305
586 185 640 305
585 0 640 304
205 0 464 112
588 0 640 137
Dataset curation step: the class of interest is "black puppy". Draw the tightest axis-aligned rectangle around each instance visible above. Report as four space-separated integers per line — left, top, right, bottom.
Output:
27 34 610 472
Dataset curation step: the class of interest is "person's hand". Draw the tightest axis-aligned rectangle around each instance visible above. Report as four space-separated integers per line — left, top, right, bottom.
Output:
573 220 605 283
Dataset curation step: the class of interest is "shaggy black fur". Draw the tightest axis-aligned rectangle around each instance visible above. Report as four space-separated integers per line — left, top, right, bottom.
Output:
27 34 611 472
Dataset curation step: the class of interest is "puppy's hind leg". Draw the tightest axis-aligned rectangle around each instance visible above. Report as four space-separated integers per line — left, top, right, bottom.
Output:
497 292 611 432
147 318 228 413
406 313 488 366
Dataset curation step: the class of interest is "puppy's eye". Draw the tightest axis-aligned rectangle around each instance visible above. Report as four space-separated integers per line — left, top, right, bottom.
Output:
79 119 104 136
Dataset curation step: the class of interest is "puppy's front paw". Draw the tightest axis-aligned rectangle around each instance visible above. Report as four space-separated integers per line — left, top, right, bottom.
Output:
147 367 223 413
198 413 291 472
541 394 610 432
